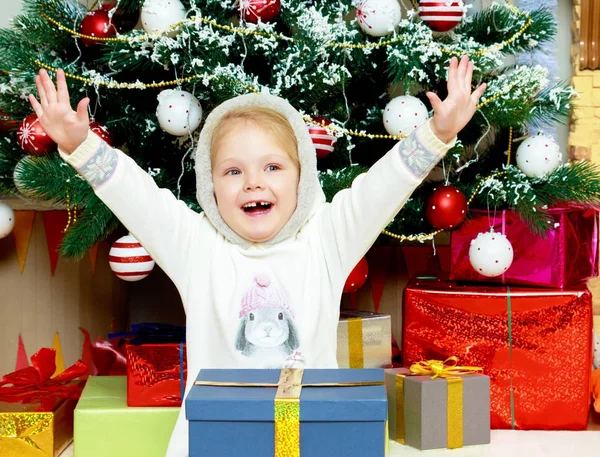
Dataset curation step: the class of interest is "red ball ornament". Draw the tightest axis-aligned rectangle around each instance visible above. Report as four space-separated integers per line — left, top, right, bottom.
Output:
80 10 117 47
17 114 55 155
100 2 139 33
418 0 465 33
239 0 281 23
425 185 467 230
90 121 115 146
343 257 369 293
307 117 337 160
0 110 20 133
109 234 155 282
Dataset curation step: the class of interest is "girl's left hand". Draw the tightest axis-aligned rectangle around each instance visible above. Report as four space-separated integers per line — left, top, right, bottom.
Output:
427 55 486 144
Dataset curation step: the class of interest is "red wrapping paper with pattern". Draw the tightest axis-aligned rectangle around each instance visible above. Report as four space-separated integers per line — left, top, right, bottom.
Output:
449 207 598 288
402 278 592 430
126 343 187 407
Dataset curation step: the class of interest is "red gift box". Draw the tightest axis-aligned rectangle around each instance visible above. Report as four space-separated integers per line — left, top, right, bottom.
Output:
449 207 598 288
126 343 187 407
402 277 593 430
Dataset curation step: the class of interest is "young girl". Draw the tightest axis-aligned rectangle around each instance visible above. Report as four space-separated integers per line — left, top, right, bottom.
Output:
29 55 485 457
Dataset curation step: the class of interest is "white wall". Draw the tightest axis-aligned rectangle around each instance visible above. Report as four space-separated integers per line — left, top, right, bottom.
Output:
0 0 23 28
556 0 572 154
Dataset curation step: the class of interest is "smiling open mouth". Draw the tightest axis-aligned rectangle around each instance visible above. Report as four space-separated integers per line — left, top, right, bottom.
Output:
242 201 273 215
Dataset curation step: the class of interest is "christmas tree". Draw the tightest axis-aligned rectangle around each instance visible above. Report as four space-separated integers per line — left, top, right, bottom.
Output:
1 0 599 260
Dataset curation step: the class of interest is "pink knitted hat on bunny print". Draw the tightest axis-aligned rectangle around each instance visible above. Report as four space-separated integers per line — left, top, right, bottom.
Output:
239 274 293 319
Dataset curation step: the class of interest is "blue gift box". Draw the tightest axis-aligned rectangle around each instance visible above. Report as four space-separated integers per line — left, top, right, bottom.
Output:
186 368 387 457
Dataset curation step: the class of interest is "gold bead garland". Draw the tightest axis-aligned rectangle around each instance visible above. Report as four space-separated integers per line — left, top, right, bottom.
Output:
506 127 513 165
304 115 406 141
63 186 77 232
32 58 516 140
33 59 261 93
41 1 531 55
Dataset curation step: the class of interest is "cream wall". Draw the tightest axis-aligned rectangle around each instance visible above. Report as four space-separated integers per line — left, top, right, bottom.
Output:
0 0 23 28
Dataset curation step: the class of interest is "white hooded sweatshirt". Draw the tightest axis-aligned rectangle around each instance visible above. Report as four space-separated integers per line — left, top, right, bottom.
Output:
60 93 454 456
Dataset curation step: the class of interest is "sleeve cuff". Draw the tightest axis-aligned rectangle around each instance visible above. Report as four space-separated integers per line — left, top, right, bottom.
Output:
58 129 102 169
416 119 457 157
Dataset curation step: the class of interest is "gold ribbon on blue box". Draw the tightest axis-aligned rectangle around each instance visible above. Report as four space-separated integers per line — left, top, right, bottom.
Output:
195 368 384 457
388 357 485 450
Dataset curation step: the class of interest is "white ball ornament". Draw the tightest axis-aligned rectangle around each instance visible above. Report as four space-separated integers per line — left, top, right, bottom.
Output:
0 201 15 239
469 230 514 277
156 89 203 136
356 0 401 37
109 234 155 282
515 135 562 178
383 95 429 136
141 0 187 36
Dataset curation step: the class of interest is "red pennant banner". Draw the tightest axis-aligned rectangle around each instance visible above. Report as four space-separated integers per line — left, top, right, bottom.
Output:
367 246 392 313
15 334 29 371
349 291 358 310
11 210 36 274
401 245 442 278
42 211 69 276
88 243 99 276
436 245 451 273
80 328 98 379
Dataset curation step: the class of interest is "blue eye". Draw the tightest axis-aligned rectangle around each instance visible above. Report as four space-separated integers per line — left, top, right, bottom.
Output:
226 169 241 176
266 165 280 172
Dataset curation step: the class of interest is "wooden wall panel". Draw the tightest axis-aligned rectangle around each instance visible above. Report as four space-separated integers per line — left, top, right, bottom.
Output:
579 0 600 70
0 213 127 376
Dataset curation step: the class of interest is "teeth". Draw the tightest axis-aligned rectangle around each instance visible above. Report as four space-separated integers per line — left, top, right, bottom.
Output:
243 202 271 208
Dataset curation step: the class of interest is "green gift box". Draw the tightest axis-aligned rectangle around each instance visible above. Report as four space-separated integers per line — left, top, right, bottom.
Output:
74 376 179 457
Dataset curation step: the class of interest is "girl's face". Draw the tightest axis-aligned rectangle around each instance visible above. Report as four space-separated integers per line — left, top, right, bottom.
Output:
211 121 300 243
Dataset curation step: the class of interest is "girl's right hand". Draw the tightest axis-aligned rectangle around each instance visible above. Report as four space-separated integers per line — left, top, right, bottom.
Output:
28 69 90 155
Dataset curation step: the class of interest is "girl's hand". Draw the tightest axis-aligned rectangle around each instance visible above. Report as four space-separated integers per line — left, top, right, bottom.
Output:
28 69 90 154
427 55 486 144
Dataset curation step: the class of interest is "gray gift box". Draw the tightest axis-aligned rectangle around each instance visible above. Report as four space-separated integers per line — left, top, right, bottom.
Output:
337 310 391 368
384 368 490 450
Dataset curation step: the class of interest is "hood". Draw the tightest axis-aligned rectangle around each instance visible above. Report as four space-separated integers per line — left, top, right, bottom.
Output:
195 93 326 247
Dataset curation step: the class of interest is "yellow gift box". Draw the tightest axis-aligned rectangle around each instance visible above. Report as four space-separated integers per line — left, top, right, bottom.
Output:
0 398 77 457
0 348 87 457
337 311 392 368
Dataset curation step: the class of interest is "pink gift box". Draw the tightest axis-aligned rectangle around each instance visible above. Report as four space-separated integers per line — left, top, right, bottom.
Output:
449 207 598 288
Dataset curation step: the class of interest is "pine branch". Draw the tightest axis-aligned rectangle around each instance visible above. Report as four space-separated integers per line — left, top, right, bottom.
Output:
478 68 574 129
535 161 600 206
318 165 367 202
0 137 22 195
61 199 120 259
13 154 91 203
455 5 556 55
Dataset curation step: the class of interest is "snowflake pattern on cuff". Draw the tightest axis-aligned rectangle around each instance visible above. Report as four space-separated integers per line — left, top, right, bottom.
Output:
78 142 118 189
398 129 442 180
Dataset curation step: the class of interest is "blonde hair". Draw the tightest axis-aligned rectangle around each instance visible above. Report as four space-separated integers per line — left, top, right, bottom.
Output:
210 106 300 169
